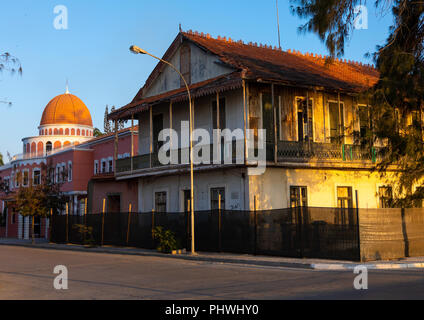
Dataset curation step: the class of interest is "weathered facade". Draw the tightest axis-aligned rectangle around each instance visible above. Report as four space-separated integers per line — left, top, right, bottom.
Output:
108 30 399 213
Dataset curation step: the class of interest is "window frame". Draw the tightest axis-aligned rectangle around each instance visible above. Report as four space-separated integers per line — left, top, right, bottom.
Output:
154 190 168 213
33 168 41 186
328 100 345 144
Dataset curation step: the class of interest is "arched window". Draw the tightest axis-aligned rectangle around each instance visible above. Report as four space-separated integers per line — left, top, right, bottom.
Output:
54 141 62 150
65 128 69 135
59 128 64 135
64 141 71 147
46 142 52 154
54 128 58 135
31 142 36 155
82 130 85 136
49 129 52 135
26 144 30 154
71 128 75 136
37 142 44 156
77 129 80 136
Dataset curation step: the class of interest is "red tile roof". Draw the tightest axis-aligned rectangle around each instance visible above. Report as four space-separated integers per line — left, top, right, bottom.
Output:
110 30 379 120
181 31 379 93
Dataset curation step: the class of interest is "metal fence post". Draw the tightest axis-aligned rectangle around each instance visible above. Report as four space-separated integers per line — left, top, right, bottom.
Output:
218 194 222 252
65 202 69 243
187 200 191 251
254 196 257 255
151 209 155 248
126 204 132 245
355 190 361 261
101 198 105 246
299 206 304 258
84 198 87 244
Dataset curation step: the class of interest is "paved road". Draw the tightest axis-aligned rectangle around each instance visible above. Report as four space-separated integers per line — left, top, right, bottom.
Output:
0 245 423 300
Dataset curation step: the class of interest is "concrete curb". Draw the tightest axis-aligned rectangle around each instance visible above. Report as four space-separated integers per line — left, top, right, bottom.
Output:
1 241 423 271
311 262 424 270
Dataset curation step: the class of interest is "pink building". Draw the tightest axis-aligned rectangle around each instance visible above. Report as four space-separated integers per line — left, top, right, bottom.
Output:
0 89 138 239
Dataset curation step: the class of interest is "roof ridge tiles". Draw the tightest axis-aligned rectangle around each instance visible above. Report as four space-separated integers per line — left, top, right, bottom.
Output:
183 29 375 70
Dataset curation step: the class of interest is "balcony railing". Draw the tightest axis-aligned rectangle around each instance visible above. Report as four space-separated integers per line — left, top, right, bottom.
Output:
276 141 380 163
116 141 381 175
116 143 242 174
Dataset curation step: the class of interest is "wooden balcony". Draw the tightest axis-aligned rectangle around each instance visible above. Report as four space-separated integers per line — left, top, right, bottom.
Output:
116 142 381 175
276 141 380 163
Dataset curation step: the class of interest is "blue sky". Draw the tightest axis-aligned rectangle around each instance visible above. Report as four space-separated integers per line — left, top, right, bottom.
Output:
0 0 393 158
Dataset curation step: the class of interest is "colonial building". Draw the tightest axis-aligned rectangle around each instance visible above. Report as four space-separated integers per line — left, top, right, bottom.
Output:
108 30 396 213
0 90 138 239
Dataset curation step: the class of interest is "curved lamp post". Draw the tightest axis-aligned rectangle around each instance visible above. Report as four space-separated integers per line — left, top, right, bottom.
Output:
130 45 196 255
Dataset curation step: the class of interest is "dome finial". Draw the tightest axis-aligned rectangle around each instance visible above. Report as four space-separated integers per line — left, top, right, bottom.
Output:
65 79 70 94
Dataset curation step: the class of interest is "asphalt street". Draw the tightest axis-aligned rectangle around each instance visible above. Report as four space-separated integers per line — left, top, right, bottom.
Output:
0 245 423 300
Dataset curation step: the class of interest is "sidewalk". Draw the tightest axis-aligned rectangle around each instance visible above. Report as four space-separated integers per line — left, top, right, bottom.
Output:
1 238 424 270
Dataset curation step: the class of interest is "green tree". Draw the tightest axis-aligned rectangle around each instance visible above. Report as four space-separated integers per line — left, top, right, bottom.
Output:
104 105 111 133
291 0 424 206
15 162 67 243
0 152 3 166
93 128 104 137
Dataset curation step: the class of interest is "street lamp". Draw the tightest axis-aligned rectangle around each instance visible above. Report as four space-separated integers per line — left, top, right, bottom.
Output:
130 45 196 255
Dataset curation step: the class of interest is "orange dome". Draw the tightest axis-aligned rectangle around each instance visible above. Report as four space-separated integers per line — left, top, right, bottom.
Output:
40 93 93 126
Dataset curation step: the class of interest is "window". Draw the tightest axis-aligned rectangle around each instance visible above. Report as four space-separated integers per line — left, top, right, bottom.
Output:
33 169 41 186
329 102 344 143
337 186 354 226
48 168 55 183
155 192 167 212
210 187 225 210
94 161 99 175
359 105 371 139
15 171 20 188
101 160 106 173
180 44 191 86
183 189 191 212
60 165 66 182
23 170 29 186
108 159 113 173
379 186 393 208
46 141 52 154
68 162 72 182
290 186 308 208
212 98 226 130
296 97 313 142
337 186 353 209
4 178 10 192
